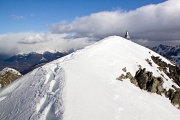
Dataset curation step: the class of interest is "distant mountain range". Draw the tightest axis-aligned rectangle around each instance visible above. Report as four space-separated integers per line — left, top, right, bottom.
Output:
147 45 180 67
0 51 71 75
0 44 180 76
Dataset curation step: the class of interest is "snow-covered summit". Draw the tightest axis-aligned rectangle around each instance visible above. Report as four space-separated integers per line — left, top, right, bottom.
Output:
0 67 22 89
0 67 21 76
0 36 180 120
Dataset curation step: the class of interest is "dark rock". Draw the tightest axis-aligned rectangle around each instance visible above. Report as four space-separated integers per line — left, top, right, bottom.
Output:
145 59 152 66
126 72 133 79
126 72 138 86
147 77 164 94
116 74 126 81
172 85 180 92
165 86 180 108
117 71 138 86
122 67 126 72
151 55 180 87
169 89 175 100
165 89 171 98
135 68 150 90
151 56 168 68
171 91 180 109
134 67 165 94
117 64 180 109
130 77 138 87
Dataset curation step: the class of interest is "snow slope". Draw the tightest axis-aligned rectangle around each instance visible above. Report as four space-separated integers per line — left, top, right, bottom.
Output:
0 36 180 120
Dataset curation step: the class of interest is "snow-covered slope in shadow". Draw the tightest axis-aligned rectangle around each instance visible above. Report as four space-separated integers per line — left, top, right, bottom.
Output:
0 36 180 120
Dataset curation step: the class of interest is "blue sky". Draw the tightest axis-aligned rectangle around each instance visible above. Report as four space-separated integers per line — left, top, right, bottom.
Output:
0 0 166 34
0 0 180 55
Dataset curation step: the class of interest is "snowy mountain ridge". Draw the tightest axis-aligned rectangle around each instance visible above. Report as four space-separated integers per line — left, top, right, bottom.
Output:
148 44 180 67
0 36 180 120
0 51 69 75
16 49 67 56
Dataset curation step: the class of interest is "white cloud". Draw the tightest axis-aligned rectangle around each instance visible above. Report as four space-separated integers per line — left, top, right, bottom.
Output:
49 0 180 46
11 15 25 20
0 32 94 55
19 34 51 44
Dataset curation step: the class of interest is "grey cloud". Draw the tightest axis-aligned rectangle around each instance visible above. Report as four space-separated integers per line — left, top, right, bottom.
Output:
135 39 180 47
49 0 180 46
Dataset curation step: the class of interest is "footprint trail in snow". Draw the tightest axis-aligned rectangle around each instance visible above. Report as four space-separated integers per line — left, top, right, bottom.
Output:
0 63 65 120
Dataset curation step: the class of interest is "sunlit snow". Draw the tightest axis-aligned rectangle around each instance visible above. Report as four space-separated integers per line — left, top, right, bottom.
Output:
0 36 180 120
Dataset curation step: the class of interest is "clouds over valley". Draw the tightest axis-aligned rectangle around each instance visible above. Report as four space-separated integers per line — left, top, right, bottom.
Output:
0 33 94 55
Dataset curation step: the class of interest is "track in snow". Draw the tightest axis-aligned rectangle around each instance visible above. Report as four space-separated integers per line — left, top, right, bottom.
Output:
0 64 65 120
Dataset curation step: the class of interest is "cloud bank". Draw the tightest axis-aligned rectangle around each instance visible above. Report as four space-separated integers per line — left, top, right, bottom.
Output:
49 0 180 45
0 33 94 55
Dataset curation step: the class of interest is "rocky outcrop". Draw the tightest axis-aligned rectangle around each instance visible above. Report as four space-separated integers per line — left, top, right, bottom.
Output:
117 65 180 109
165 85 180 109
151 56 180 87
134 67 164 95
122 67 127 72
0 68 22 89
145 59 152 66
116 71 138 86
135 68 149 90
147 77 164 95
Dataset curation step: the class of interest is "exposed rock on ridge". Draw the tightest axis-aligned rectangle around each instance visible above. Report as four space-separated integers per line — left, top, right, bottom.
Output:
0 67 22 89
117 55 180 109
151 56 180 87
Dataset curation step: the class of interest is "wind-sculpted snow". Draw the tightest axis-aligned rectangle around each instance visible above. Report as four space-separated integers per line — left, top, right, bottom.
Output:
0 64 65 120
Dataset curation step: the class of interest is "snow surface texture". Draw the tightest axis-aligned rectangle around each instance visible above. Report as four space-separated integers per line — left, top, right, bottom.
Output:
0 36 180 120
0 65 65 120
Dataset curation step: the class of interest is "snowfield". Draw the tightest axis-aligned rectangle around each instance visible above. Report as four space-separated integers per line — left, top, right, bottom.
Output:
0 36 180 120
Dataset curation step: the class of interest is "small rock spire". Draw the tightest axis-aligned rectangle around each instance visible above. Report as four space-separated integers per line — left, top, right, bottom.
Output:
124 30 131 41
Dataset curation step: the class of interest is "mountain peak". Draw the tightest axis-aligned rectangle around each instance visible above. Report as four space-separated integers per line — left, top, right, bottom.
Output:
0 36 180 120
